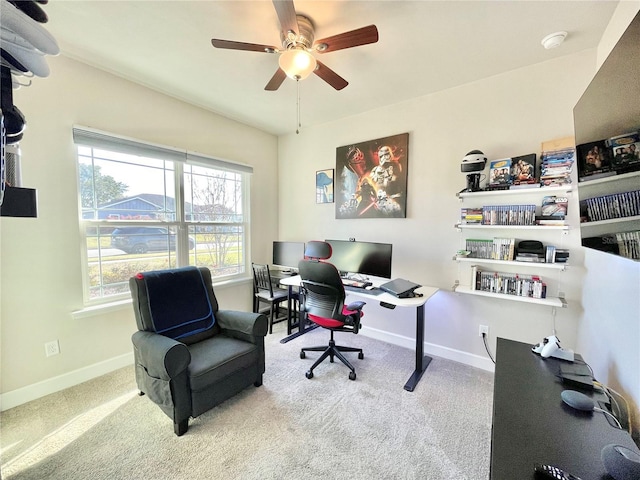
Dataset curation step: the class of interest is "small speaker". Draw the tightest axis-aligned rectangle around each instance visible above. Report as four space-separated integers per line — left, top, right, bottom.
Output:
601 444 640 480
561 390 595 411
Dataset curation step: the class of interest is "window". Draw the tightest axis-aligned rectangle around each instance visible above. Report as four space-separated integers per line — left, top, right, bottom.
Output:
74 127 252 304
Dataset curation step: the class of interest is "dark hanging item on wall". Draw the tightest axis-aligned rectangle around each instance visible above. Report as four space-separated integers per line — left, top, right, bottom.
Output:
0 185 38 217
8 0 49 23
0 132 37 218
1 66 27 143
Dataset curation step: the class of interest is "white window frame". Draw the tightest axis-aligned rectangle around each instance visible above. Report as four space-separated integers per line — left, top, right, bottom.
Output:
73 126 253 306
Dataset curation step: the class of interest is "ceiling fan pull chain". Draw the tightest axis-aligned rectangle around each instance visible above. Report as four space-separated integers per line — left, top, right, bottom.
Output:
296 78 301 134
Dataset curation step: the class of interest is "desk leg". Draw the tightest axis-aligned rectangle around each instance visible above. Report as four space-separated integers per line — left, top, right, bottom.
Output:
403 303 432 392
280 287 318 344
286 286 293 335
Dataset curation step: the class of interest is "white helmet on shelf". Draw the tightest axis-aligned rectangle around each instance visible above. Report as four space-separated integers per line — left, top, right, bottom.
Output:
461 150 487 173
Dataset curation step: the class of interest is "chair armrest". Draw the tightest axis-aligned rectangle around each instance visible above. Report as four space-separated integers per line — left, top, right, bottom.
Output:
216 310 268 341
131 331 191 380
346 301 366 312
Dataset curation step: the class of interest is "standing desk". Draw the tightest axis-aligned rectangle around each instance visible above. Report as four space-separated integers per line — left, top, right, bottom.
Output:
279 275 439 392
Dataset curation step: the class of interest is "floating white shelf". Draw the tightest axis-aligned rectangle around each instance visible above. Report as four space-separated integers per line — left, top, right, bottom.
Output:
457 185 572 200
577 170 640 188
453 285 566 307
454 256 568 270
455 223 569 231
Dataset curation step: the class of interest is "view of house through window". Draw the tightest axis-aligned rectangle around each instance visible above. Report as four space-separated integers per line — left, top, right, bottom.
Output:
76 140 249 303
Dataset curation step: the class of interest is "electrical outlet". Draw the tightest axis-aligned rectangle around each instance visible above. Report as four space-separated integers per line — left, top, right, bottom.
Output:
479 325 489 337
45 340 60 357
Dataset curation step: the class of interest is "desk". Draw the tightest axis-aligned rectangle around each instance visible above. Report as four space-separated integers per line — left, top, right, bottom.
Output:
491 337 639 479
279 275 439 392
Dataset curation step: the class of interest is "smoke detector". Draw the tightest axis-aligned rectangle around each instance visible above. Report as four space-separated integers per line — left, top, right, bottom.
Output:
541 31 567 49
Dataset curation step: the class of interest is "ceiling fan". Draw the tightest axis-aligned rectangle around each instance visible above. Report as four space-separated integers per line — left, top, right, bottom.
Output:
211 0 379 91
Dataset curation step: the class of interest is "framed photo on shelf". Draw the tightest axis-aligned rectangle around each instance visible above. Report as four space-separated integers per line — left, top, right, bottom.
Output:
487 158 512 190
576 139 612 180
316 169 334 204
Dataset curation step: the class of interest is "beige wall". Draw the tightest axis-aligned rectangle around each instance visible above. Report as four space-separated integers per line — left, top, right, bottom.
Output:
278 50 592 362
0 55 278 403
277 33 639 428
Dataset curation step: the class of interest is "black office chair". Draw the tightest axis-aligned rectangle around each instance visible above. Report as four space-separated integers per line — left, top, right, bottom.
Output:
298 241 366 380
252 263 290 334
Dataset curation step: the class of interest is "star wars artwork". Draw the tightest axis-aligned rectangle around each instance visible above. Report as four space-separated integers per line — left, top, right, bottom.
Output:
316 169 334 204
335 133 409 219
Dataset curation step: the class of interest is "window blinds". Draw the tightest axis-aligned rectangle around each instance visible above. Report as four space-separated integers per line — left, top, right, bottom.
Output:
72 126 253 174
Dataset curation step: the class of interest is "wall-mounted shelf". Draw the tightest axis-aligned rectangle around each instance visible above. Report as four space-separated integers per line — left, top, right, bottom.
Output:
456 223 570 231
454 256 568 271
457 185 572 201
577 170 640 189
453 285 566 308
454 179 570 308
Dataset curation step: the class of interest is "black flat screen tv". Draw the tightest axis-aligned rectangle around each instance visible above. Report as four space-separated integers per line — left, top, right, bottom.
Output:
272 241 305 271
325 239 393 278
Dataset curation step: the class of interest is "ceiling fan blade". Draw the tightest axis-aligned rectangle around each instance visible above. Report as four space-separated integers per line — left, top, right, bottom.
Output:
265 68 287 91
211 39 277 53
272 0 299 36
314 25 379 53
314 61 348 90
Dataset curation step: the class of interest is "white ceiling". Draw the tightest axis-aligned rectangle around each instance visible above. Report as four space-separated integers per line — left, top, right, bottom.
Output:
42 1 618 136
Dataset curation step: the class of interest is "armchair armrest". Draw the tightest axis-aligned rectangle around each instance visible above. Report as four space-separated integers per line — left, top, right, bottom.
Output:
131 331 190 380
216 310 268 342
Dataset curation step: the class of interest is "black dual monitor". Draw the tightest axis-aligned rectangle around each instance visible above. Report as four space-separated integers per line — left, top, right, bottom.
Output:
272 241 306 273
272 239 393 279
325 239 393 279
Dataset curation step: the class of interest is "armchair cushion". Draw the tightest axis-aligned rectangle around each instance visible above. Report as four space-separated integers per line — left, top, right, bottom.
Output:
188 336 260 392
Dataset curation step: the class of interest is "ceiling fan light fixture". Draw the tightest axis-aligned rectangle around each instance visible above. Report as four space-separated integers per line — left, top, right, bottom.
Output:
279 49 317 80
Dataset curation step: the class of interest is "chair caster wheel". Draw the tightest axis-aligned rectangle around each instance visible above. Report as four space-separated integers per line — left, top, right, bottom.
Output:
305 370 313 379
349 371 356 381
358 352 364 360
300 351 306 359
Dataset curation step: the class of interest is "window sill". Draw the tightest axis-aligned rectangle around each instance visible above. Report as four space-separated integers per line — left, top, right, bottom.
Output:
71 298 133 320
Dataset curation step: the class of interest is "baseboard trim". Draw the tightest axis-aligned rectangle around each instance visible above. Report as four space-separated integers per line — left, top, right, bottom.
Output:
1 329 495 411
0 352 134 412
360 326 495 373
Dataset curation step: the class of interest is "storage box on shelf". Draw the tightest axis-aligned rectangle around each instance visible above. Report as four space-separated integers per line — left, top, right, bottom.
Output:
454 185 571 307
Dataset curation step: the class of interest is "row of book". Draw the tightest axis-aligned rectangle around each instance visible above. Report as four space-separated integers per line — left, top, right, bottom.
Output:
579 189 640 222
615 231 640 260
472 267 547 298
460 208 483 224
476 205 537 226
465 238 515 260
577 130 640 182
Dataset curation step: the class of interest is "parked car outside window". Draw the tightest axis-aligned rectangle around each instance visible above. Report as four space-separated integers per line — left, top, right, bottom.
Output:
111 227 195 254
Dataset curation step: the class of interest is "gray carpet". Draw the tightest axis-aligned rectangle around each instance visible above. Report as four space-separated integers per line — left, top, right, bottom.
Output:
1 322 494 479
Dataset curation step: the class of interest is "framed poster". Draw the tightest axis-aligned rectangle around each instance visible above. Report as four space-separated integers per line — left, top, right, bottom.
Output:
316 169 334 204
335 133 409 219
